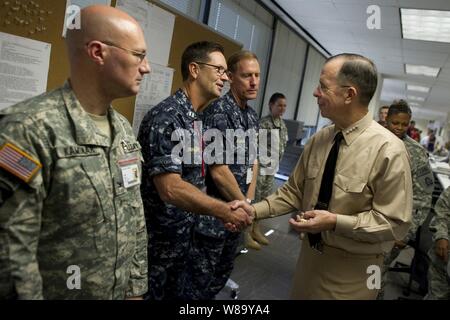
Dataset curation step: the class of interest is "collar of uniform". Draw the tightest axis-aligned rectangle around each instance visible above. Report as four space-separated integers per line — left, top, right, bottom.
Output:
337 112 372 146
108 107 130 150
271 116 282 128
225 90 248 111
174 88 198 120
61 81 111 147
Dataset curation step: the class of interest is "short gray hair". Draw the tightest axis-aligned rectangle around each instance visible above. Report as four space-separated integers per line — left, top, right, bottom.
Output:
327 53 378 106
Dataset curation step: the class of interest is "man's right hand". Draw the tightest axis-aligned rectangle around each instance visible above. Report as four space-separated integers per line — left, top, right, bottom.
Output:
222 201 254 232
230 200 256 219
435 238 449 262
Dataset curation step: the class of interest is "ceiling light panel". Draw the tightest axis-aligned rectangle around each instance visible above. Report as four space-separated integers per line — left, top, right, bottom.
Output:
401 8 450 43
406 84 430 93
407 95 426 101
405 64 440 77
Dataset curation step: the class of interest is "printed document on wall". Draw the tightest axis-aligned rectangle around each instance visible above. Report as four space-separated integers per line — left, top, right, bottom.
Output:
132 63 174 136
115 0 150 30
146 3 175 66
0 32 51 110
116 0 175 66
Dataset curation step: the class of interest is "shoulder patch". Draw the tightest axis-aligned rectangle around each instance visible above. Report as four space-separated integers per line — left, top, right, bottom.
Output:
0 143 41 183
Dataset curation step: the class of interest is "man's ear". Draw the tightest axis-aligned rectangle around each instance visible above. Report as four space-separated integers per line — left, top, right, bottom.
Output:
86 41 105 65
227 71 234 84
189 62 200 80
344 86 357 104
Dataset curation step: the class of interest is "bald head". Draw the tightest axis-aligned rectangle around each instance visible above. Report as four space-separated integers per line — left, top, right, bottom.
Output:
65 5 150 105
66 5 144 57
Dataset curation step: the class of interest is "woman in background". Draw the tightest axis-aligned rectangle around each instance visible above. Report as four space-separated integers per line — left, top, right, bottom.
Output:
378 99 434 299
245 93 288 250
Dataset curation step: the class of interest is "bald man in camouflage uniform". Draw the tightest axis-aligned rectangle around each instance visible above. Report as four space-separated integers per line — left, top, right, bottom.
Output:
0 5 150 299
425 186 450 299
379 100 434 299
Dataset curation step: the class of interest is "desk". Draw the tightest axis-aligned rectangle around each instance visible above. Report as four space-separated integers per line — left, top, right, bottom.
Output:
429 160 450 190
437 174 450 190
430 160 450 175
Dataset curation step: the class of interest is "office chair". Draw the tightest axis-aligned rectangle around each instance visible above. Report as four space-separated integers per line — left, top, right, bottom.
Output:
389 209 435 297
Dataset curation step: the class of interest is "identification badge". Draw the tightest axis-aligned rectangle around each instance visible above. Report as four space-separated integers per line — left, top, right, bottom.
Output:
117 153 141 188
246 167 253 184
121 164 140 188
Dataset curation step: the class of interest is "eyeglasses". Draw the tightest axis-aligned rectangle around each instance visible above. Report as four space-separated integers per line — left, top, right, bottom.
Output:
99 40 147 62
317 82 352 94
195 61 227 76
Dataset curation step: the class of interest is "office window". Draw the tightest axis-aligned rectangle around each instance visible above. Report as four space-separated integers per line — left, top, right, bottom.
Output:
158 0 202 20
296 47 326 126
208 0 273 113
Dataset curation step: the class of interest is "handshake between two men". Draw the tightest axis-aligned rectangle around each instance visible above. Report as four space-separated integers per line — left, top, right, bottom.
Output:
226 200 338 237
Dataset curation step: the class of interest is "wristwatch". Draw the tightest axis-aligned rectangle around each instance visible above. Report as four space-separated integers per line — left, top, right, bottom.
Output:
245 198 253 204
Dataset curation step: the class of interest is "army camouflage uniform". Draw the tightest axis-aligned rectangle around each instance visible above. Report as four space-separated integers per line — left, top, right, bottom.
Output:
0 82 148 299
255 115 288 202
379 135 434 299
425 186 450 300
138 89 205 300
185 91 259 300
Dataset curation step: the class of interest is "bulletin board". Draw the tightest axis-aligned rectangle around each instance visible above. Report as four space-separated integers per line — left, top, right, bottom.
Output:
0 0 242 123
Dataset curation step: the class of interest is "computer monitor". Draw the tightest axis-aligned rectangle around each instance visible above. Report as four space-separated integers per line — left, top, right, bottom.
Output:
284 119 304 145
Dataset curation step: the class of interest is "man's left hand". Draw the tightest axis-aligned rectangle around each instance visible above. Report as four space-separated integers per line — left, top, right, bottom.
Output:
288 210 337 234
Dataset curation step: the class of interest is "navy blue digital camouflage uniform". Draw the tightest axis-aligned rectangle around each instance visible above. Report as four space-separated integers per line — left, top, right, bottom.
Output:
185 91 259 299
138 89 204 300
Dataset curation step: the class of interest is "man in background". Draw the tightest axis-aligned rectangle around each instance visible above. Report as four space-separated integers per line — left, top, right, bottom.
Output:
377 105 389 127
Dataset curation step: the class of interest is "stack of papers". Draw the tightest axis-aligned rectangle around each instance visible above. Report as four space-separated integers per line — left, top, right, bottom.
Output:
434 162 450 175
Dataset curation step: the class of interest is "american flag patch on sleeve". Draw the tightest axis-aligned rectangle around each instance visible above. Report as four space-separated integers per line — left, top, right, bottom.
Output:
0 142 42 183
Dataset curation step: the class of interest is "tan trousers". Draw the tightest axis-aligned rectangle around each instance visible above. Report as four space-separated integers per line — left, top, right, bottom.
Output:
290 240 384 300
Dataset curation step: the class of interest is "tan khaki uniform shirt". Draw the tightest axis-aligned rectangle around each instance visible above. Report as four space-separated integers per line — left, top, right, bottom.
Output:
254 112 413 255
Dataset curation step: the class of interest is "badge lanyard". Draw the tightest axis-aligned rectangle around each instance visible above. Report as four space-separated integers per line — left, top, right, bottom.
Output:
193 120 205 177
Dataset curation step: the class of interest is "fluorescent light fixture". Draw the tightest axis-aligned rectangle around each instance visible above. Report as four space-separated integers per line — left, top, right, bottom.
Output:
407 84 430 93
405 64 440 77
401 8 450 43
408 95 426 101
